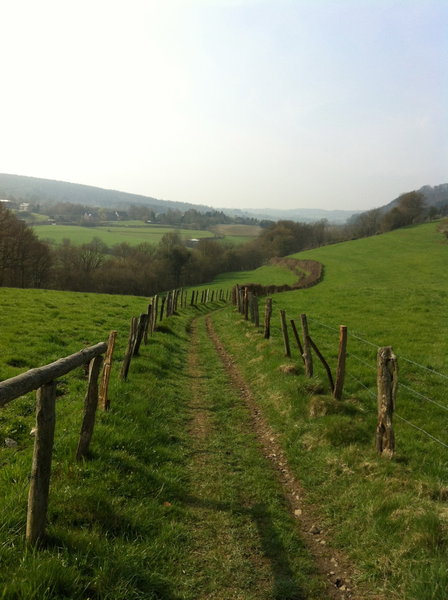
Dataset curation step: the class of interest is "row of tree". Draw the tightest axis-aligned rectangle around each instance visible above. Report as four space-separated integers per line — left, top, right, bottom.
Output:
1 190 446 296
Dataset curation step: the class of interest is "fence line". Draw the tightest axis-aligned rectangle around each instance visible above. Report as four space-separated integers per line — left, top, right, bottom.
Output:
1 284 231 546
233 291 448 458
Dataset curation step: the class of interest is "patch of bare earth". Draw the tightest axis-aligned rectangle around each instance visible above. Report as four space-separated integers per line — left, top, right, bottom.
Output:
205 315 384 600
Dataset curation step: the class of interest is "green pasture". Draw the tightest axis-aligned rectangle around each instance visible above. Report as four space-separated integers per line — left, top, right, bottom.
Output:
210 223 262 238
33 224 215 246
208 220 448 599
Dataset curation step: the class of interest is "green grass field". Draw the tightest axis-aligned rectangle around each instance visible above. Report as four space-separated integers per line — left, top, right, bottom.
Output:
33 224 215 246
2 221 448 598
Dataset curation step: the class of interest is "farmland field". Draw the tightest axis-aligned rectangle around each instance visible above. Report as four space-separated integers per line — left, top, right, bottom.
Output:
32 223 215 246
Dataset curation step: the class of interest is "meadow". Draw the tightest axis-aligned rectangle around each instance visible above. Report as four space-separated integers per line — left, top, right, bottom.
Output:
32 223 214 246
1 221 448 598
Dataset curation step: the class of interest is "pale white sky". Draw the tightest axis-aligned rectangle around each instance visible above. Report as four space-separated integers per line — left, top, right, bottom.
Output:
1 0 446 210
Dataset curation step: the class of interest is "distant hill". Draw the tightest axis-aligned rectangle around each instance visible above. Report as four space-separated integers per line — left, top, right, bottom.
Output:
226 207 360 224
379 183 448 213
0 173 213 214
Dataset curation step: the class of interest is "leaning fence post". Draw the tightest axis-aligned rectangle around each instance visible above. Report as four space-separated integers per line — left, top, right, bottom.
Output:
280 310 291 357
264 298 273 339
26 381 57 546
120 316 138 381
300 313 313 377
133 313 148 356
290 319 304 364
99 330 117 411
76 355 103 461
376 346 398 458
333 325 347 400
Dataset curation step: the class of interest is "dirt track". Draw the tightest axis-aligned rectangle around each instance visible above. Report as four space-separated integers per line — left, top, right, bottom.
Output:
203 314 383 600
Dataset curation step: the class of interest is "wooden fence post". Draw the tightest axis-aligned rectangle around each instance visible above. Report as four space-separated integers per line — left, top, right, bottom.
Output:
160 296 166 321
300 313 313 377
26 381 57 546
280 310 291 357
333 325 347 400
133 313 148 356
244 288 249 320
76 355 103 461
290 319 304 364
151 295 158 333
264 298 273 339
253 294 260 328
143 303 152 345
99 330 117 411
120 316 138 381
376 346 398 458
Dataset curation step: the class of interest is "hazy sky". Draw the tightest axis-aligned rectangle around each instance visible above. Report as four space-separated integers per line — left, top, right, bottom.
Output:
1 0 446 211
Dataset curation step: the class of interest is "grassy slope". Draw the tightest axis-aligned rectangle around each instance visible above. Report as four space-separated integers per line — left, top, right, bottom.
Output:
209 221 448 599
0 261 316 599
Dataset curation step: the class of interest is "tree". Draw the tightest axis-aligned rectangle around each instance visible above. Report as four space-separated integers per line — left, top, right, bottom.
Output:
0 204 51 288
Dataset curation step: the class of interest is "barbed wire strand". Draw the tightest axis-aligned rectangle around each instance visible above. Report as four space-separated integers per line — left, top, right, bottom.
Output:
348 353 377 372
307 317 339 333
395 414 448 449
399 382 448 412
302 316 448 380
399 356 448 381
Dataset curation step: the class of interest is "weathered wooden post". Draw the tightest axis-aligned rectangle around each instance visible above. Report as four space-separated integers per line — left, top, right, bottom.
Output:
76 355 103 461
333 325 347 400
280 310 291 357
143 303 152 345
120 316 138 381
376 346 398 458
290 319 304 363
26 381 57 546
99 330 117 411
300 313 313 377
253 294 260 328
264 298 273 339
160 296 166 321
244 287 249 320
233 285 239 309
151 295 159 333
133 313 148 356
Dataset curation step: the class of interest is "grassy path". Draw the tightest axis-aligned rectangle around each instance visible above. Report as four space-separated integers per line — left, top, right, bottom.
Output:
181 315 327 600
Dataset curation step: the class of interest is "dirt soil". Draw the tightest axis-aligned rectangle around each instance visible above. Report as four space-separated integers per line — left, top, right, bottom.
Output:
205 314 385 600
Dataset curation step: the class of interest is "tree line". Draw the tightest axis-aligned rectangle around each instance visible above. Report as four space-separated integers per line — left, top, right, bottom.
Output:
1 190 445 296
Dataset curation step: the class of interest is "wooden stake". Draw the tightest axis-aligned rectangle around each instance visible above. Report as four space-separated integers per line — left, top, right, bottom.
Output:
76 355 103 460
99 330 117 411
120 316 138 380
26 381 56 545
133 313 148 356
143 303 152 345
264 298 273 339
290 319 304 363
280 310 291 357
300 313 313 377
309 336 334 392
333 325 347 400
376 346 398 458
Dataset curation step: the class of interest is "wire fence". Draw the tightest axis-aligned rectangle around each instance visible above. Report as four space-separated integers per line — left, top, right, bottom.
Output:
306 314 448 451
